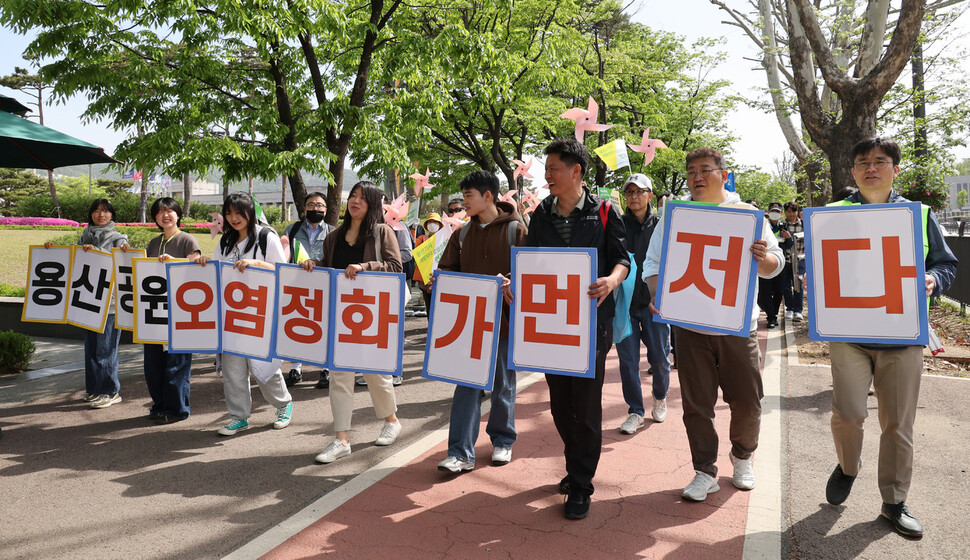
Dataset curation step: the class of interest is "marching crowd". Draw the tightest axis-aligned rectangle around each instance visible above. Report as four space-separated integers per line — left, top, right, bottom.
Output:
54 136 955 535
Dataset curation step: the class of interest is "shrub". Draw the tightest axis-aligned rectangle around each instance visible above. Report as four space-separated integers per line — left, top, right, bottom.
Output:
0 217 81 227
189 202 222 221
47 231 81 246
0 283 26 297
0 330 35 374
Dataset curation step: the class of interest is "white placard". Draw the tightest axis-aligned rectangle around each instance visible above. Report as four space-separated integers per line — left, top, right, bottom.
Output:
167 262 221 353
509 248 595 378
133 257 184 344
331 271 405 375
66 248 114 332
112 248 145 331
273 263 332 367
220 262 278 361
654 203 761 336
423 271 502 390
22 245 72 324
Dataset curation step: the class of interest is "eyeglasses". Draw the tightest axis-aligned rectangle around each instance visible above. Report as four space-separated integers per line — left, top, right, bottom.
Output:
853 160 893 171
686 168 722 179
624 189 649 197
306 203 326 210
446 207 463 214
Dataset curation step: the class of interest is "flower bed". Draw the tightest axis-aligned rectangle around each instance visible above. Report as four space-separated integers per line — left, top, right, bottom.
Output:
0 217 81 227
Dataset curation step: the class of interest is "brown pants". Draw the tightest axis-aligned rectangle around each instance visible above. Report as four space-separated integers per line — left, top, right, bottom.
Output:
829 342 923 504
674 327 763 477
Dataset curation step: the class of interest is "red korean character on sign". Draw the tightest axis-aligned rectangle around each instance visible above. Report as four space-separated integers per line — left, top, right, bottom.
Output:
174 281 217 330
140 275 169 325
668 232 745 306
31 261 67 307
224 282 268 337
281 286 325 344
433 294 494 359
821 237 917 314
71 264 111 313
520 273 581 346
337 288 399 349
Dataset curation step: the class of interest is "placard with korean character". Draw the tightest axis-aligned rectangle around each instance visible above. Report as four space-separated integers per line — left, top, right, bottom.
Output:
22 245 73 324
804 202 928 345
330 271 406 376
66 247 114 332
423 271 503 390
273 263 332 368
654 202 763 337
220 262 278 361
508 247 597 378
167 261 221 353
112 248 146 331
133 257 186 344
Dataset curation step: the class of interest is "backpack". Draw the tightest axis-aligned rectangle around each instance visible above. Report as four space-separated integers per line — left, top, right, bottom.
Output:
458 219 521 249
220 226 276 259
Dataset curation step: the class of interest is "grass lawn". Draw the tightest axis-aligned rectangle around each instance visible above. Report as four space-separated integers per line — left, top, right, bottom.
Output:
1 230 219 289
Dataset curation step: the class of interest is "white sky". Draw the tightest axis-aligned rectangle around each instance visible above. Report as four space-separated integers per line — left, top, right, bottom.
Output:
0 1 967 181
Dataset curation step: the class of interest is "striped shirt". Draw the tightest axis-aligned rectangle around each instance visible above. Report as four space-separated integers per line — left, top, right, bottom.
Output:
548 193 585 244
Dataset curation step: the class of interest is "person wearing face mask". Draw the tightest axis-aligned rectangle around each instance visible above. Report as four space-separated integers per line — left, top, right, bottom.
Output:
757 202 791 329
415 213 444 312
283 191 335 388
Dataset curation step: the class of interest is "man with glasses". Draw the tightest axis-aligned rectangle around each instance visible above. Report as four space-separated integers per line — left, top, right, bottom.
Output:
822 137 957 537
643 148 784 502
616 174 670 436
445 198 465 217
284 191 334 388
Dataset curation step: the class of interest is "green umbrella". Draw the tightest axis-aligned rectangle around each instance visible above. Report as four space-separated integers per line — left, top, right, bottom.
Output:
0 110 119 170
0 94 30 116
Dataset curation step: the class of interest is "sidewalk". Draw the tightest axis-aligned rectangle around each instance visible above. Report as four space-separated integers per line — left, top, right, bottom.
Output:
233 326 780 560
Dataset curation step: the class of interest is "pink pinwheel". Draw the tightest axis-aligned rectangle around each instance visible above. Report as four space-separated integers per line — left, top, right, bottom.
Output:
628 128 668 166
409 168 434 197
441 209 467 230
208 212 224 239
512 158 534 181
520 189 541 215
499 189 518 204
560 97 612 142
382 192 410 231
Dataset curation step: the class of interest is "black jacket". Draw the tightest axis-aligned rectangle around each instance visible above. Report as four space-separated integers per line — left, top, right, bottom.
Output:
622 207 660 310
527 187 630 322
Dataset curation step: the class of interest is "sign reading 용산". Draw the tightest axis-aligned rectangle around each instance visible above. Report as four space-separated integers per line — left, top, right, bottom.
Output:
653 202 762 337
804 202 928 345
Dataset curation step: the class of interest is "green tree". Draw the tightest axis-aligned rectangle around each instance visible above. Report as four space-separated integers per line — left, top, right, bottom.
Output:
0 168 47 214
957 188 968 208
733 168 797 211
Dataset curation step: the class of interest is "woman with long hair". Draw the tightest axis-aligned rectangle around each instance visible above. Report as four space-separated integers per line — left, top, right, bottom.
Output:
302 181 404 464
144 197 201 423
46 199 129 408
199 192 294 436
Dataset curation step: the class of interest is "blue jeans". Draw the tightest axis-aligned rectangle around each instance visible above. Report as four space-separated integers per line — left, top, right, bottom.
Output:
144 344 193 419
84 316 121 396
447 338 516 462
616 306 671 415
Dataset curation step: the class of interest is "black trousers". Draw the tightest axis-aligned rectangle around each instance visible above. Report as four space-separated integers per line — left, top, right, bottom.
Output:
545 322 613 496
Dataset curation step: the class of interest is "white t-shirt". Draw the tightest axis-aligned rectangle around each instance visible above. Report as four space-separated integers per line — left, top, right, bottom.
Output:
215 226 286 265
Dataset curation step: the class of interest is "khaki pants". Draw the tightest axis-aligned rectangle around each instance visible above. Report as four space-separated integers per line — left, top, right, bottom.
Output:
829 342 923 504
221 353 291 421
674 327 763 478
329 371 397 434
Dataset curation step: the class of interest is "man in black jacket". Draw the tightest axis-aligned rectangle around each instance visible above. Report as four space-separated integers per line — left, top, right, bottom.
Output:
616 174 670 435
523 138 629 520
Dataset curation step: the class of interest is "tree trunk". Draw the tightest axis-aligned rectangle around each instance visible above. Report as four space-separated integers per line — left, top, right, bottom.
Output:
912 41 927 191
182 173 191 216
139 173 148 222
46 170 61 218
327 158 345 227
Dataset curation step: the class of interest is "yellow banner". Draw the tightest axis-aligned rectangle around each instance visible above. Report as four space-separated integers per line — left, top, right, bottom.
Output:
413 233 436 282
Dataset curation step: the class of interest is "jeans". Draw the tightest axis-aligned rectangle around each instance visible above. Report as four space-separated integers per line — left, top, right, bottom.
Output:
84 316 121 396
782 262 803 313
447 338 517 462
616 306 671 415
144 344 193 419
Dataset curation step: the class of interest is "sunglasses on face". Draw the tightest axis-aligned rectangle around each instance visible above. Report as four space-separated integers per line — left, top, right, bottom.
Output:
446 208 463 214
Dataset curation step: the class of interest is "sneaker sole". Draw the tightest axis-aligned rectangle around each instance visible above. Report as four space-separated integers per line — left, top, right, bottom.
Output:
91 396 122 409
491 458 511 466
218 425 250 436
437 465 474 473
619 426 642 435
682 483 720 502
316 452 350 464
273 420 291 430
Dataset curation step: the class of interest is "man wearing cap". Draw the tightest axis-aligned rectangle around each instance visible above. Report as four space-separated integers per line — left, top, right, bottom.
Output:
616 173 670 435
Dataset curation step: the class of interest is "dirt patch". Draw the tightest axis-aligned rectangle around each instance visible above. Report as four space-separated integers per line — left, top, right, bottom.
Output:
793 304 970 378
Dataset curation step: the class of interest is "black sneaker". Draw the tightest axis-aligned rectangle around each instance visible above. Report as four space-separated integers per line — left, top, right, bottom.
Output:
825 464 856 505
285 369 302 387
881 502 924 538
558 475 574 495
315 370 330 389
564 490 590 520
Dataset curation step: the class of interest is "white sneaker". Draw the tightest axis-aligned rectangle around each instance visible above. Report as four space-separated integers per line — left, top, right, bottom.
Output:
374 421 402 446
491 447 512 466
315 440 351 463
793 312 804 322
682 471 720 502
785 310 794 320
731 454 756 490
90 394 122 409
438 456 474 473
619 413 644 434
651 398 667 423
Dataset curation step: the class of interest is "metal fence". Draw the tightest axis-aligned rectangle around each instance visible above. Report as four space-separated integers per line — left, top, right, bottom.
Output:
944 235 970 306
